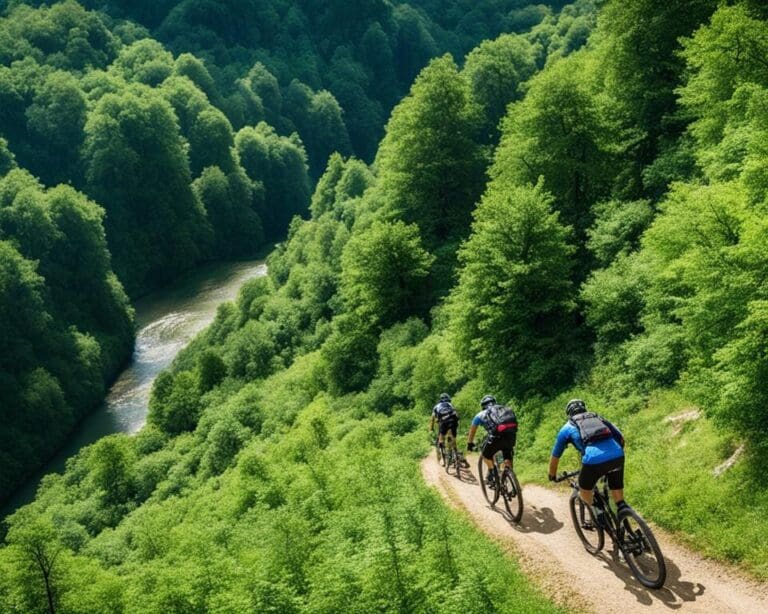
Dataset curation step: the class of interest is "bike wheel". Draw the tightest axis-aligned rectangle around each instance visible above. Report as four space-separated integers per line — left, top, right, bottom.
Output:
478 455 499 506
618 506 667 589
501 470 523 523
453 449 462 480
445 448 455 475
444 436 456 475
569 493 604 554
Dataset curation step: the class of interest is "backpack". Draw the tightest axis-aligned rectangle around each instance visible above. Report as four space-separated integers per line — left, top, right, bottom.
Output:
485 404 517 435
435 402 458 423
569 412 612 445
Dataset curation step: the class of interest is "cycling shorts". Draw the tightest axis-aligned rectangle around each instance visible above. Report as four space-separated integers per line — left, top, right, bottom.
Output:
579 456 624 491
481 431 516 461
438 416 458 437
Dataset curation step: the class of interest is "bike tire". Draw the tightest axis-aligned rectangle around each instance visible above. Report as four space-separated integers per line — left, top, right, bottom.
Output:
501 469 523 523
569 493 604 554
478 455 499 506
453 449 462 480
618 506 667 589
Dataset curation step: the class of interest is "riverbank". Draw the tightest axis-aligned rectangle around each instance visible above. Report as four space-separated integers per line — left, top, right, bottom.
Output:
1 259 267 525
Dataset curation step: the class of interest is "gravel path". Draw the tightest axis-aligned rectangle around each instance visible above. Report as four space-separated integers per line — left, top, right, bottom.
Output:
422 456 768 613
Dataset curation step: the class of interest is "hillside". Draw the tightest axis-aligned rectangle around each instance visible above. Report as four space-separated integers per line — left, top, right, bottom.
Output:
3 0 768 612
0 0 582 507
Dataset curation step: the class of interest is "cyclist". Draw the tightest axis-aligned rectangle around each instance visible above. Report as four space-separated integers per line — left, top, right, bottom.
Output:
548 399 627 518
430 393 460 461
466 395 517 488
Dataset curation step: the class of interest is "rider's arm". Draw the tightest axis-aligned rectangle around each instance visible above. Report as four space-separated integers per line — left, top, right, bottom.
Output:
429 414 435 432
466 423 478 446
548 456 559 481
548 424 571 480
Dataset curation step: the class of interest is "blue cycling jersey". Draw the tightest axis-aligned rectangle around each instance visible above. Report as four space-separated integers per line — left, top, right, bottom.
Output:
551 419 624 465
471 410 490 429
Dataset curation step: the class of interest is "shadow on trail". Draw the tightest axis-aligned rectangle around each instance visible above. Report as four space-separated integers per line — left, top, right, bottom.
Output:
512 503 564 534
452 464 478 485
471 476 563 534
597 547 706 609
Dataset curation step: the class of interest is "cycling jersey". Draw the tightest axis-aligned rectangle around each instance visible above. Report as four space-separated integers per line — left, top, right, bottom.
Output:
433 402 458 423
551 419 624 465
471 409 494 429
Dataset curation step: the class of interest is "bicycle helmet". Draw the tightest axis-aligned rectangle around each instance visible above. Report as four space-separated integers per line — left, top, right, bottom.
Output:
565 399 587 417
439 393 451 403
480 394 496 408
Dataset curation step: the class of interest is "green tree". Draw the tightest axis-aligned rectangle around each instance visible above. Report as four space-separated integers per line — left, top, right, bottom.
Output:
448 182 576 397
235 123 310 240
5 511 66 614
340 220 434 329
463 34 537 143
495 51 619 263
376 54 485 248
83 87 212 294
597 0 718 195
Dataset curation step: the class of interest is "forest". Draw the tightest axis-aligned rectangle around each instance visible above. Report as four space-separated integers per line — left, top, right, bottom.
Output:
3 0 768 611
0 0 583 507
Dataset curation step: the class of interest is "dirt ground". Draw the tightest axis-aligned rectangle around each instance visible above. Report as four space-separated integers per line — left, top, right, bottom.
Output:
422 456 768 614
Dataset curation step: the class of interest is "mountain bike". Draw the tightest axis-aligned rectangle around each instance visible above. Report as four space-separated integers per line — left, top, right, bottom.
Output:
477 435 523 522
555 470 667 589
434 432 464 479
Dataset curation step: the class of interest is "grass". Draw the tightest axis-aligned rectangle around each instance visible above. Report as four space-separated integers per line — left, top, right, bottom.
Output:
509 388 768 579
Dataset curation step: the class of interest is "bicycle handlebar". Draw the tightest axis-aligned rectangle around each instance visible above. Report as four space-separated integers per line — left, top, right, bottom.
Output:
554 470 580 483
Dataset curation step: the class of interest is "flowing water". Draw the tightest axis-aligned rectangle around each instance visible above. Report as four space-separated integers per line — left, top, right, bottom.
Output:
1 259 267 521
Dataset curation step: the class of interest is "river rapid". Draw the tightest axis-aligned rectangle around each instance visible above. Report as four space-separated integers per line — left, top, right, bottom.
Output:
1 259 267 521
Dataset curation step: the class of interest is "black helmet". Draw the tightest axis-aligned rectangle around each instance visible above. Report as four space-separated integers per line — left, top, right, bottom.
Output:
439 392 451 403
565 399 587 417
480 394 496 408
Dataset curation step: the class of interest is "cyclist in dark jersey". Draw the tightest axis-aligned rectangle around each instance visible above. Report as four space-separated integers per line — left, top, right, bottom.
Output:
430 393 460 459
466 395 517 487
548 399 628 514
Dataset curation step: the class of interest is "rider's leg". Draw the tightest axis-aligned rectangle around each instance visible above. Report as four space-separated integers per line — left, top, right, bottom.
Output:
449 423 458 450
578 463 598 506
606 458 626 508
501 435 515 470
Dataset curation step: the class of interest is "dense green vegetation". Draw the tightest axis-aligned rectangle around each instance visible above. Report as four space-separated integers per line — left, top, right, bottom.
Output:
4 0 768 610
0 164 134 507
0 0 585 506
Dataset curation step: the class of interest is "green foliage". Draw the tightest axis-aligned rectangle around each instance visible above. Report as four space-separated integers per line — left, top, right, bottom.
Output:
377 54 485 249
0 168 134 502
148 370 202 435
448 182 577 398
235 123 311 240
463 33 537 142
710 300 768 446
495 51 620 263
83 86 213 294
340 220 434 329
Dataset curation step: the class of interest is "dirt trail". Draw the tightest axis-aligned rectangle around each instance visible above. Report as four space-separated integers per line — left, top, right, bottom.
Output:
422 456 768 614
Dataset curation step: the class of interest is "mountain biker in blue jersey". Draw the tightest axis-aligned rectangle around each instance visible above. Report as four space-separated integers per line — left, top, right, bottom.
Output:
466 395 517 488
548 399 628 516
430 393 460 459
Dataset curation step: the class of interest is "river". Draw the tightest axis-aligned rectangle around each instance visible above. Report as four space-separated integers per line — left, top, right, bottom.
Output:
1 259 267 521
